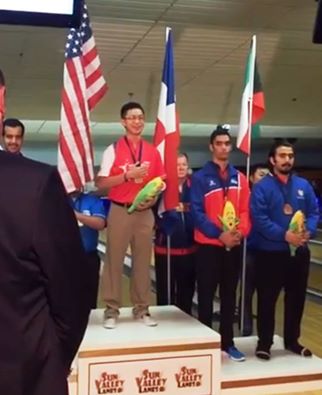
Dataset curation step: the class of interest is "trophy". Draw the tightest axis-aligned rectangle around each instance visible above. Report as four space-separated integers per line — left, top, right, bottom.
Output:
218 200 239 251
128 176 166 214
288 210 306 256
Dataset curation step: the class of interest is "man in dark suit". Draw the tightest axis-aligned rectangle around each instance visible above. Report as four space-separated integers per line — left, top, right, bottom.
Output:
0 151 91 395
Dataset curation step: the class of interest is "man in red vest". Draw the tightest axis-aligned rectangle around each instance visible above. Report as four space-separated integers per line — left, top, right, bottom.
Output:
96 102 164 329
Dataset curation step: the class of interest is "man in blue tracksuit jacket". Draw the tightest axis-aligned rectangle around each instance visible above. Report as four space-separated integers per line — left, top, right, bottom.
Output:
251 140 319 360
191 126 251 362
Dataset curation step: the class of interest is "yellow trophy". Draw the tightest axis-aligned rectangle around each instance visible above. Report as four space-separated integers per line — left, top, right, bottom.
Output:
288 210 306 256
218 200 239 250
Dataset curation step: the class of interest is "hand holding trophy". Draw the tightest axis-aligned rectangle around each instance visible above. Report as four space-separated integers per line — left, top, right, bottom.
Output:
218 200 240 251
287 210 308 256
127 176 166 214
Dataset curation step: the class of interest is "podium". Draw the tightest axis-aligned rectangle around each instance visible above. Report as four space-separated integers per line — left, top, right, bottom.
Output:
68 306 322 395
221 335 322 394
72 306 221 395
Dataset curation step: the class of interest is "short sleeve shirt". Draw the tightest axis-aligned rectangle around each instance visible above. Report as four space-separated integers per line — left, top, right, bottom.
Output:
98 136 164 203
71 193 108 252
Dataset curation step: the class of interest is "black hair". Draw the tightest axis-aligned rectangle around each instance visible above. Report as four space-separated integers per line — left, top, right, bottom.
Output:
209 124 231 145
2 118 25 137
250 163 269 176
120 102 145 119
268 139 294 160
267 140 294 172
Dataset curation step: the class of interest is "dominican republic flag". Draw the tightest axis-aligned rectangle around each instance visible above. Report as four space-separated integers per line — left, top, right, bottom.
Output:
153 27 180 211
237 35 265 155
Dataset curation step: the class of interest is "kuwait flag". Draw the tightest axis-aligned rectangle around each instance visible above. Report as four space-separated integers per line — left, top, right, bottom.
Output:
237 35 265 155
154 27 180 211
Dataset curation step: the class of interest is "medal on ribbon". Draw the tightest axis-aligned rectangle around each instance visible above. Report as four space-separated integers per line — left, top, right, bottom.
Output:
283 203 293 215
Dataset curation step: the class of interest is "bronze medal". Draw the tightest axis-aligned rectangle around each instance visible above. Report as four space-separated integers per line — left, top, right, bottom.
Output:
283 203 293 215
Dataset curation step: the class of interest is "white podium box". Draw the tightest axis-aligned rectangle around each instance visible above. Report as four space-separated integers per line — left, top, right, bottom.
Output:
76 306 221 395
221 335 322 394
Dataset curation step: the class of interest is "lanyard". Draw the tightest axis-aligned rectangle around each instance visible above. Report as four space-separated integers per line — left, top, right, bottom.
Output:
274 175 293 204
217 167 231 201
124 136 143 165
273 175 297 216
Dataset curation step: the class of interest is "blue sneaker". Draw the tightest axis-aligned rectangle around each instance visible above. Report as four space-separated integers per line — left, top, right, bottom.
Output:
226 346 246 362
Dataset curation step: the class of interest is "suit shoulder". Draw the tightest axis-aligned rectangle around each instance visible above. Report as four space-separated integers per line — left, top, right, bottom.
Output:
18 155 55 179
0 152 57 185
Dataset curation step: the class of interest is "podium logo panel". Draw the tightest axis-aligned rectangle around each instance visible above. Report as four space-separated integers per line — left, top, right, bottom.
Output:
95 372 124 393
86 354 213 395
175 366 203 389
135 369 167 392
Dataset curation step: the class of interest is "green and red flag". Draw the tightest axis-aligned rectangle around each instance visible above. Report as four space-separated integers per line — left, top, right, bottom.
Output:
237 35 265 155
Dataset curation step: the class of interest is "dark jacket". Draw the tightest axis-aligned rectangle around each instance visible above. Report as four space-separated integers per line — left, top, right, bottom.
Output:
154 179 196 255
0 151 90 395
251 173 319 251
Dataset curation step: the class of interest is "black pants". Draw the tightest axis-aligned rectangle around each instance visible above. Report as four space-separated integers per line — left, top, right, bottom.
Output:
85 251 101 309
196 244 241 350
239 251 256 335
154 252 196 315
255 247 310 350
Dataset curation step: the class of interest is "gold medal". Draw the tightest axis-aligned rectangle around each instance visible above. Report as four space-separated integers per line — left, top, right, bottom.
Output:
283 203 293 215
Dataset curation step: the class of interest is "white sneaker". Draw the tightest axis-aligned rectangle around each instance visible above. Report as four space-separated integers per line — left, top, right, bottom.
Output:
103 317 117 329
140 314 158 327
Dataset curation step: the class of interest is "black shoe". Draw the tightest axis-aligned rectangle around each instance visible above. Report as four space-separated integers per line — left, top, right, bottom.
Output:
255 347 271 360
285 343 312 357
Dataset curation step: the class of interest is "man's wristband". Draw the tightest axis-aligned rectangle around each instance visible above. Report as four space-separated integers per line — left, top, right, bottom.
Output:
123 172 128 182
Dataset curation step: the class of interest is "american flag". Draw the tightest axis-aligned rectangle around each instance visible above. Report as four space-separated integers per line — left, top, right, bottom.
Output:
58 2 107 193
153 27 180 211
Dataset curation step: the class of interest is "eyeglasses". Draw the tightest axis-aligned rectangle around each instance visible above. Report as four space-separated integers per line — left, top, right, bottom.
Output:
123 115 145 122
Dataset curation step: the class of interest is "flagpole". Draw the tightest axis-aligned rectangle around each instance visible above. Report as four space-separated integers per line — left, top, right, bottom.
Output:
166 235 172 304
164 26 174 306
154 25 179 307
240 35 256 336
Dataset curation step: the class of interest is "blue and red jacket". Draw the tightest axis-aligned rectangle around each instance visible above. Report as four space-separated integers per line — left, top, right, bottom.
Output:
154 179 197 255
191 161 251 246
250 173 319 251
